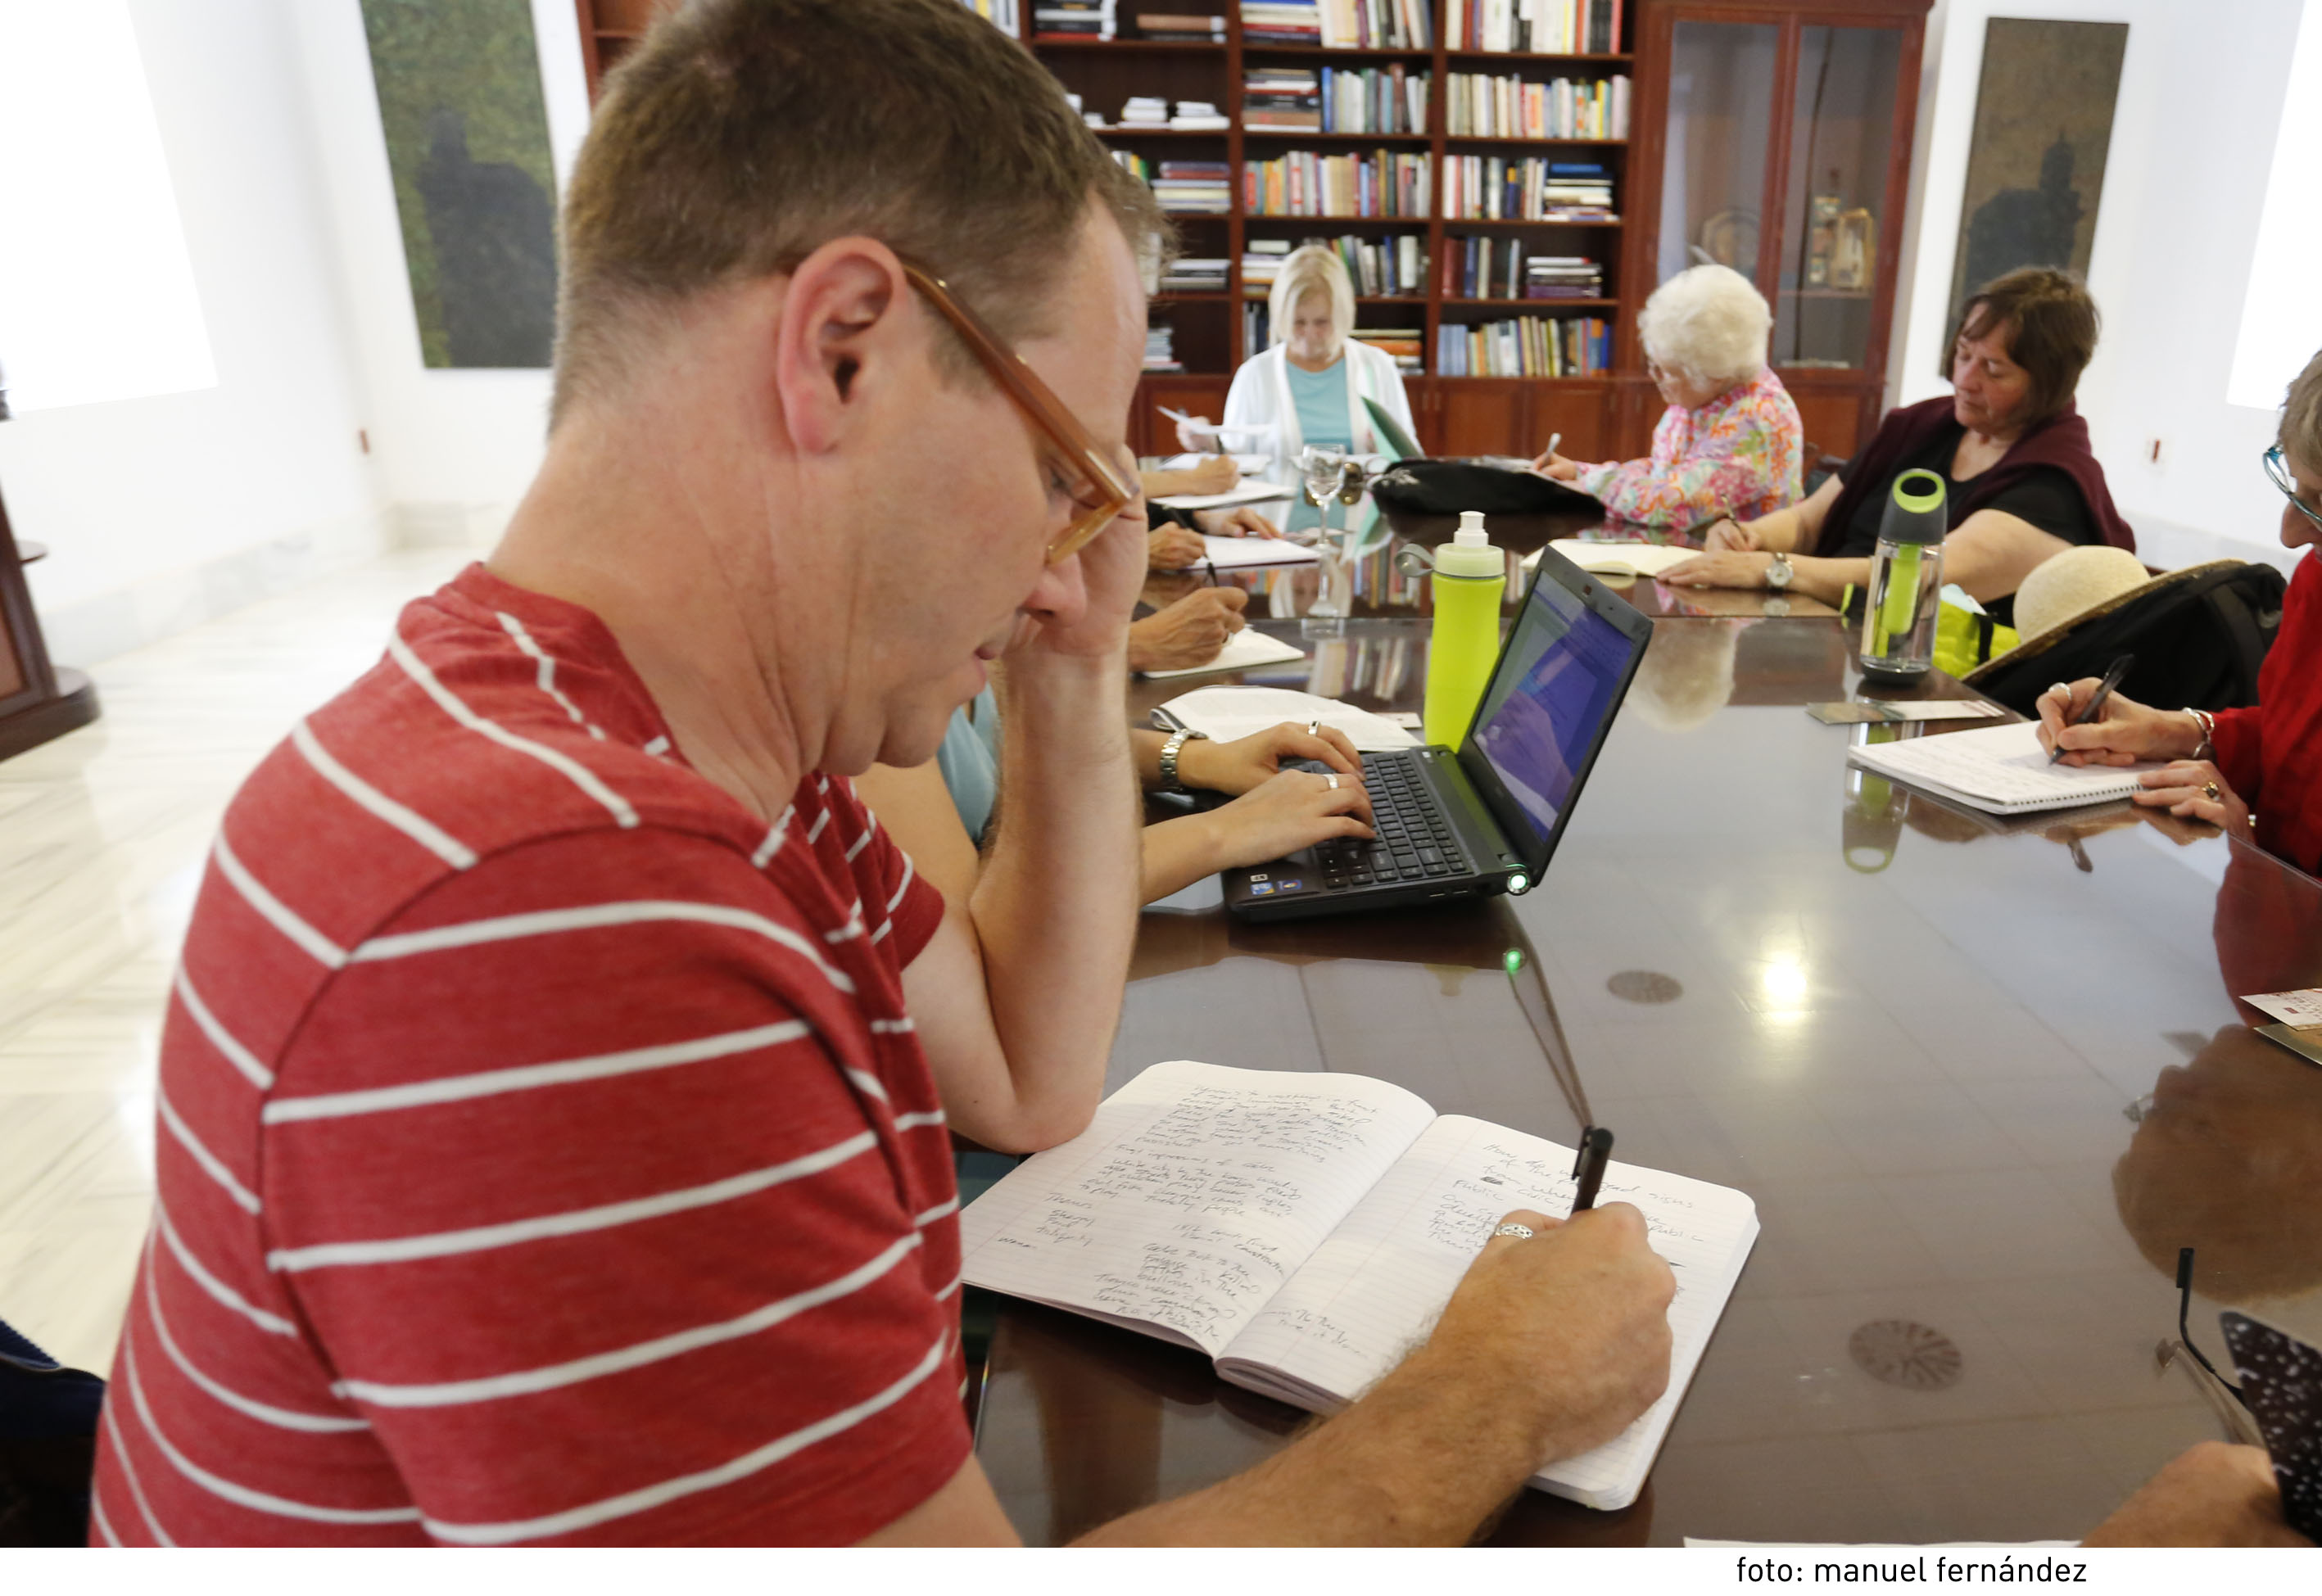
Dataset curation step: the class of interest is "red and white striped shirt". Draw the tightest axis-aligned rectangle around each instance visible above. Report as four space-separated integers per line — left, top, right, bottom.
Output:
90 564 964 1545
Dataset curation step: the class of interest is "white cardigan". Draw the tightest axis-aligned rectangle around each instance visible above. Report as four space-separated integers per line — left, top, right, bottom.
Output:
1220 340 1419 486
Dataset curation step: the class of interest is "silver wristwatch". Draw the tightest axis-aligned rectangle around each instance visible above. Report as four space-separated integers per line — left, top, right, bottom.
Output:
1764 551 1795 590
1157 729 1210 793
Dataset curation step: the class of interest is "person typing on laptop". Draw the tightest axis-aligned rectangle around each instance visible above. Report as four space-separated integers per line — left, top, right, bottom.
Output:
90 0 1684 1547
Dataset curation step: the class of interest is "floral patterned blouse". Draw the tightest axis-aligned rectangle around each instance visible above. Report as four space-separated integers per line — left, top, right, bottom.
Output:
1574 367 1804 533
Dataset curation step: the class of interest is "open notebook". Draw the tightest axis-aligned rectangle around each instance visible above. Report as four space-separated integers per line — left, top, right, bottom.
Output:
1844 719 2160 815
958 1061 1759 1512
1522 539 1699 579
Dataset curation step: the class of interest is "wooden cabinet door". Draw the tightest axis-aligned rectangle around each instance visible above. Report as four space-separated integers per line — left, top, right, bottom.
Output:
1436 380 1528 456
1527 383 1613 466
1401 378 1442 454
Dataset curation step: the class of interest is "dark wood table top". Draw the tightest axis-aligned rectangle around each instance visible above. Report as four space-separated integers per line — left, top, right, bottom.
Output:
975 587 2322 1545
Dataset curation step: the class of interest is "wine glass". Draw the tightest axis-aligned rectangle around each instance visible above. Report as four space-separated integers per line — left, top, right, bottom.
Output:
1299 445 1351 540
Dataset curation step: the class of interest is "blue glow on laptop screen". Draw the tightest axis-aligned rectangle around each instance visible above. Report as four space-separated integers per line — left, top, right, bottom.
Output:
1467 575 1632 845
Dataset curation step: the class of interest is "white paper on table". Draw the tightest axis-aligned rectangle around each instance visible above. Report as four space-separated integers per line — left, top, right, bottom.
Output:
1138 629 1308 680
1157 451 1273 476
1156 685 1421 751
1154 482 1301 512
1523 538 1700 577
2243 988 2322 1026
1194 531 1318 567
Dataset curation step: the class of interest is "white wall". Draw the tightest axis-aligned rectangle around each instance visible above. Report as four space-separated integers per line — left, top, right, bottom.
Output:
289 0 591 545
2 0 385 664
1890 0 2310 575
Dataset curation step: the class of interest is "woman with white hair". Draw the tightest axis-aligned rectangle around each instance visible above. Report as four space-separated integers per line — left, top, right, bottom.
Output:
1533 263 1802 532
1175 244 1417 531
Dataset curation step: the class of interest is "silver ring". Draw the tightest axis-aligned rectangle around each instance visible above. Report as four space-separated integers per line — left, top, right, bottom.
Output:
1493 1223 1535 1240
1325 773 1340 790
1306 719 1321 735
2047 681 2072 702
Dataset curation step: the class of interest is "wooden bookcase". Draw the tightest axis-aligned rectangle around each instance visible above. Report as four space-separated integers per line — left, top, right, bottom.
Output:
571 0 1927 462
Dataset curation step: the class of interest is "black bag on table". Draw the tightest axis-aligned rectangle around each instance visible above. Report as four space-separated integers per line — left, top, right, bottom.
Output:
1964 558 2288 717
1366 459 1602 517
0 1318 104 1546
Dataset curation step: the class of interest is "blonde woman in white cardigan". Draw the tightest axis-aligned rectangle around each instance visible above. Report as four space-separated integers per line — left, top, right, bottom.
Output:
1175 245 1418 531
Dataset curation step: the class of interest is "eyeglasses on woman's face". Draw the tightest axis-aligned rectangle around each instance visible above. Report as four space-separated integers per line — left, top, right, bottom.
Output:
899 262 1136 567
2264 444 2322 536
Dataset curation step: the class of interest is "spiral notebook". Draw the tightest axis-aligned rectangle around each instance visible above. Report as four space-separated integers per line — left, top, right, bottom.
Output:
1843 720 2159 816
958 1060 1759 1512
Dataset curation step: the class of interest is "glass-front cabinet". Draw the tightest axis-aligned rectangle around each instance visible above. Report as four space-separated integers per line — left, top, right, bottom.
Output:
1626 1 1930 457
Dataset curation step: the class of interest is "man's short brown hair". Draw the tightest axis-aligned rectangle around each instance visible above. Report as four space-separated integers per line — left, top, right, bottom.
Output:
551 0 1165 427
2281 348 2322 475
1944 267 2100 432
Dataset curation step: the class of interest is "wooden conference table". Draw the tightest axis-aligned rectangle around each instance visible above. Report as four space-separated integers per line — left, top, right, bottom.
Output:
968 505 2322 1545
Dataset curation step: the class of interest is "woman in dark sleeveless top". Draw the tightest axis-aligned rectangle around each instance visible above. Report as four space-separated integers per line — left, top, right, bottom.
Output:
1659 268 2134 621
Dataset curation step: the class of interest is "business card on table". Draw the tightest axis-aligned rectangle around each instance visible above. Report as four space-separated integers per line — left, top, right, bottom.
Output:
2242 988 2322 1026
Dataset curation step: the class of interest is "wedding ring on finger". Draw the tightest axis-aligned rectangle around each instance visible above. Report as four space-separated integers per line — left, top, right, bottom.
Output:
2203 780 2222 803
1493 1223 1535 1239
1324 774 1340 790
1306 719 1321 736
2047 681 2072 703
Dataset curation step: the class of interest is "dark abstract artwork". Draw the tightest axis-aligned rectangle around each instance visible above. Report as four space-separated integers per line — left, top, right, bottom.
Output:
1947 19 2127 335
360 0 559 368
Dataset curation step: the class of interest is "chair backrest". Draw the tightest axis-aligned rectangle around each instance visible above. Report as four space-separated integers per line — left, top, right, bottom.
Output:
0 1317 104 1547
1964 559 2288 717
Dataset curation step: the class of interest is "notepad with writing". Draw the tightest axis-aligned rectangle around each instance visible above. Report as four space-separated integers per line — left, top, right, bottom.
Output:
957 1060 1760 1511
1522 539 1700 578
1844 719 2159 815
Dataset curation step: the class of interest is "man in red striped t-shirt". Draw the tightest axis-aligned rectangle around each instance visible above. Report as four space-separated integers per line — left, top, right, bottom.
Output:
92 0 1679 1546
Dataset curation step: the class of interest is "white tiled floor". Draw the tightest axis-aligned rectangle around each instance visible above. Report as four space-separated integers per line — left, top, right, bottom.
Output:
0 541 483 1375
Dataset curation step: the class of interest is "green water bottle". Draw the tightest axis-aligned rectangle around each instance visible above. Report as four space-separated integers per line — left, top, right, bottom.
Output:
1858 469 1947 687
1423 510 1507 748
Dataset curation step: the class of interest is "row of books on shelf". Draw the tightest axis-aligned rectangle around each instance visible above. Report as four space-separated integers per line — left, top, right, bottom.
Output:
1242 0 1433 48
1242 233 1430 297
1446 0 1623 54
1161 256 1231 292
1112 153 1236 212
1442 155 1613 219
1445 236 1600 299
1144 323 1184 370
1247 149 1433 216
1111 95 1232 129
1137 11 1229 38
1436 314 1611 377
1446 71 1627 139
1035 0 1116 40
1244 66 1429 133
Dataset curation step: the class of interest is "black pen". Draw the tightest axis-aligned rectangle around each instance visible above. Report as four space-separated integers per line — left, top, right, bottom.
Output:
2047 653 2135 765
1570 1125 1614 1212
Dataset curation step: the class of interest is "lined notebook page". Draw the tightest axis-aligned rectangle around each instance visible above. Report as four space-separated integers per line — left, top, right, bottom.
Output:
1217 1115 1758 1510
957 1062 1438 1359
1845 721 2152 814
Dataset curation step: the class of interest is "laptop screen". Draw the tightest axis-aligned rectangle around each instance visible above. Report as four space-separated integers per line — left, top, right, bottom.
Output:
1459 554 1649 854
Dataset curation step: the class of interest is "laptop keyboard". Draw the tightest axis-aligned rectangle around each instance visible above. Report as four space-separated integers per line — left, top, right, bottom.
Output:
1309 752 1470 891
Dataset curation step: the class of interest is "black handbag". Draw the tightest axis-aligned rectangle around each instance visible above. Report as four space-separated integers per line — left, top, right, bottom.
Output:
1366 459 1603 517
0 1318 104 1546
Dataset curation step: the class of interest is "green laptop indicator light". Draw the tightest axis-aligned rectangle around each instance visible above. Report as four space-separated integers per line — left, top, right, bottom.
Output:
1506 872 1530 896
1504 947 1526 974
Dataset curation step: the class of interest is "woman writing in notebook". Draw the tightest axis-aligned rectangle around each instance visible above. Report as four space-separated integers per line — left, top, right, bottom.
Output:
1659 269 2135 617
1174 245 1419 534
2042 346 2322 870
1529 264 1804 533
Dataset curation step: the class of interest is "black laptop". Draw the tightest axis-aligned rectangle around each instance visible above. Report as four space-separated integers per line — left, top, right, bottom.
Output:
1222 545 1654 921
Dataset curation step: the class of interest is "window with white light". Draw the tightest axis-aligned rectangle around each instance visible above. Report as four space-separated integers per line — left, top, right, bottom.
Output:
0 0 215 412
2229 0 2322 411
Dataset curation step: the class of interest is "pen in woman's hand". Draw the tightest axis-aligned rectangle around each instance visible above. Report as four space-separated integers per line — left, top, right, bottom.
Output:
2047 653 2136 766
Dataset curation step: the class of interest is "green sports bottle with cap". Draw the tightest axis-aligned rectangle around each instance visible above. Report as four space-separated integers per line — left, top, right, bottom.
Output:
1423 510 1507 748
1858 468 1948 687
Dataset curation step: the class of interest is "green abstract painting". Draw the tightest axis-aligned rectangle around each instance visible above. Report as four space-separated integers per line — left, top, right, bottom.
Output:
360 0 559 368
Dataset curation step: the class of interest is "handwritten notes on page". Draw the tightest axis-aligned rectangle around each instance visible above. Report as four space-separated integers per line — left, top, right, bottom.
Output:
1844 721 2153 815
1215 1114 1759 1512
957 1062 1437 1358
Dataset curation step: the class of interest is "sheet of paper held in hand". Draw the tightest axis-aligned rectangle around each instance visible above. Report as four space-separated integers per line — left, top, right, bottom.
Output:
1807 699 2007 725
1154 482 1302 513
1156 685 1421 751
1138 629 1307 680
957 1060 1760 1512
1196 532 1319 567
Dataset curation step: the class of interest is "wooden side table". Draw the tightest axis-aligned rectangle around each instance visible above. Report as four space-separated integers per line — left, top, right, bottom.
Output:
0 485 100 762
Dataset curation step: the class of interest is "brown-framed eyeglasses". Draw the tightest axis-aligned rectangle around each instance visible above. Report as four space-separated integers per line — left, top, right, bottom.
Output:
900 262 1137 566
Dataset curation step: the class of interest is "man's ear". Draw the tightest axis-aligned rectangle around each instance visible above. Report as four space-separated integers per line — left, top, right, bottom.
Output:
773 238 913 458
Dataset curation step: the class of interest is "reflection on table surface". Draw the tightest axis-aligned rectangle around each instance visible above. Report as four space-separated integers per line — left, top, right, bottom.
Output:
981 603 2315 1546
1144 502 1839 626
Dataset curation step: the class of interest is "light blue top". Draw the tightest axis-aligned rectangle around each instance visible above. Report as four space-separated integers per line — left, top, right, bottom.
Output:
1284 355 1352 533
932 687 1002 844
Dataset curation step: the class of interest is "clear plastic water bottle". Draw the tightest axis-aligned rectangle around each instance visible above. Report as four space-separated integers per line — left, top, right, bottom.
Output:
1858 468 1947 687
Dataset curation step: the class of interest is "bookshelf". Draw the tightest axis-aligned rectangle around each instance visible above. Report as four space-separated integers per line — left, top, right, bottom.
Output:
570 0 1929 459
